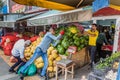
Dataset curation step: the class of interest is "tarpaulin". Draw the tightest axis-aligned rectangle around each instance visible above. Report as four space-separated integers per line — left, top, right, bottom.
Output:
12 0 75 11
27 9 92 26
110 4 120 11
92 0 109 12
93 7 120 17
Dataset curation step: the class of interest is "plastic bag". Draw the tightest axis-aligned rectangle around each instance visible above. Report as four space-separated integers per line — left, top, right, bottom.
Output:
17 66 30 76
27 63 37 76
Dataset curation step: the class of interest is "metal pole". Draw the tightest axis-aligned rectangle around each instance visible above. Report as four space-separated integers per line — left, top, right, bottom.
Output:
6 0 9 13
113 18 120 53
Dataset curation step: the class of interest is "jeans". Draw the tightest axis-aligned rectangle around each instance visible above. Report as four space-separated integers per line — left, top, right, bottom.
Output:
10 56 26 71
88 46 96 63
96 43 103 59
20 47 48 76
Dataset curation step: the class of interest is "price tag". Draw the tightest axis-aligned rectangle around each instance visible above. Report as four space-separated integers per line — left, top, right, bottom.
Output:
67 46 77 54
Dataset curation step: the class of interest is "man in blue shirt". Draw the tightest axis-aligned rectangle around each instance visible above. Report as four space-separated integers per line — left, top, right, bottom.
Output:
9 39 31 73
20 27 64 80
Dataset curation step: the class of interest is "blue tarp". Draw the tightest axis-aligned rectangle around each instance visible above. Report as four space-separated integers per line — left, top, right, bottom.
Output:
116 63 120 80
2 5 8 14
92 0 109 12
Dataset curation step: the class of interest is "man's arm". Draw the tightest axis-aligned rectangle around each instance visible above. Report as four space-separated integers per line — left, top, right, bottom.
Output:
19 47 26 62
49 34 62 41
52 40 60 47
84 31 97 37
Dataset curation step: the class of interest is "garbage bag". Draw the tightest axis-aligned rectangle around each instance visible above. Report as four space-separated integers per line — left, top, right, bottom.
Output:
27 63 37 76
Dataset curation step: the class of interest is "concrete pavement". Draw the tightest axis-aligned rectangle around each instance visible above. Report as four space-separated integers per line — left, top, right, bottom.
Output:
0 49 91 80
0 56 20 80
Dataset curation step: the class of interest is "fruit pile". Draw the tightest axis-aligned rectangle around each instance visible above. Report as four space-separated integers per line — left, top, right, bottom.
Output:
24 37 42 60
55 26 89 55
35 46 62 72
24 39 62 72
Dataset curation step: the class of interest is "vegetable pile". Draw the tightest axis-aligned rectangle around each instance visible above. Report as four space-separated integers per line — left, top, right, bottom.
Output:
55 26 89 55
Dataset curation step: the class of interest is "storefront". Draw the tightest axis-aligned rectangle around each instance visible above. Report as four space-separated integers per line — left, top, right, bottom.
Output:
92 7 120 53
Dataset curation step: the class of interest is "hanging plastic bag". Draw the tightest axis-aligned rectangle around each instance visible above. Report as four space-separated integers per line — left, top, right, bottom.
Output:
27 63 37 76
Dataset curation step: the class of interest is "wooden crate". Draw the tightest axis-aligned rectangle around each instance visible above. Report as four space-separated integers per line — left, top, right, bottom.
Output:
70 47 90 68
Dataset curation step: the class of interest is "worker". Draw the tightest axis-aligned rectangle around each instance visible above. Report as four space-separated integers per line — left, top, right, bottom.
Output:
110 21 115 34
19 27 65 80
9 39 31 73
86 24 99 68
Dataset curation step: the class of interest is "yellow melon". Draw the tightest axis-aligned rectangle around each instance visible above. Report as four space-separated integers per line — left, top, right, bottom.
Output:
47 67 53 72
56 56 62 61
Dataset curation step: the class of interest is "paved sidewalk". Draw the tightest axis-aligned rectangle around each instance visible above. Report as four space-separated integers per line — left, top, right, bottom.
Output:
0 49 91 80
0 56 20 80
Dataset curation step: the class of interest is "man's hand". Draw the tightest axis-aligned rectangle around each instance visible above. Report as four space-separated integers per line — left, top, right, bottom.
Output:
60 30 65 35
21 58 27 62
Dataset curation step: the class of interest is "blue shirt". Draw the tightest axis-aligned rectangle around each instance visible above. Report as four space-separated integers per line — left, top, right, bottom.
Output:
37 32 62 53
12 39 25 58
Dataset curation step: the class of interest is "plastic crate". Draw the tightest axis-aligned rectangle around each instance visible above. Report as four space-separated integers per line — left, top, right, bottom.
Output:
88 72 105 80
93 62 108 76
93 68 106 77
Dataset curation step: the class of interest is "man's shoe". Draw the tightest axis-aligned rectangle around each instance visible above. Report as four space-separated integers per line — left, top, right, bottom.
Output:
20 76 24 80
9 69 15 73
40 76 47 80
20 74 24 80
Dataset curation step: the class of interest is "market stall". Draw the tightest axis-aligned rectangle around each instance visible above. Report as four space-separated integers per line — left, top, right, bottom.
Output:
87 6 120 80
15 9 92 78
92 7 120 53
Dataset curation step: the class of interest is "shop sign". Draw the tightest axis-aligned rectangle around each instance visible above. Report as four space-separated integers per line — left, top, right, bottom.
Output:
12 4 25 13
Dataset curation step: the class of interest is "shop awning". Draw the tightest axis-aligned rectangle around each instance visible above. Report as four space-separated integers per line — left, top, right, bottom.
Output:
93 7 120 17
0 21 15 28
28 10 62 20
27 9 92 26
16 11 47 21
12 0 93 11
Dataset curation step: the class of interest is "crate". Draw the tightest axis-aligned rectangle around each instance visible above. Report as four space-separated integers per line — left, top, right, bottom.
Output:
93 67 107 77
70 47 90 68
88 72 105 80
93 59 112 77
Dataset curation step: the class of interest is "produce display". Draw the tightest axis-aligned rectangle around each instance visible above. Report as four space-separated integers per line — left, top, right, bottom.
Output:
93 52 120 79
105 70 117 80
55 26 89 55
24 38 62 72
113 61 119 69
96 52 120 69
24 37 42 60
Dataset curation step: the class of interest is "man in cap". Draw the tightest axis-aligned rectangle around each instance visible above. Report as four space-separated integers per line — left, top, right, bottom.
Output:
20 27 64 80
9 39 31 73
